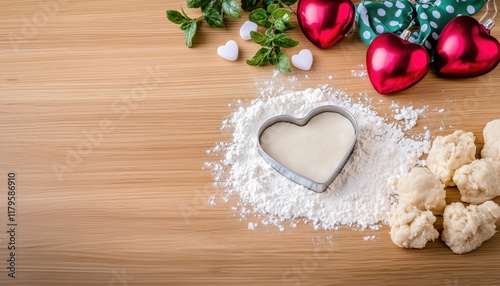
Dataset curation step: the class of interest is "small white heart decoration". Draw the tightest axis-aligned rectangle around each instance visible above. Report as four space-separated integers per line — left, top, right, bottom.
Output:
291 49 313 71
217 40 239 61
240 21 258 40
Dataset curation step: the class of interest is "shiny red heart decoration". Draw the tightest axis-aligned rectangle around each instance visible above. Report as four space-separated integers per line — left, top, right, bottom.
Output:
435 16 500 78
366 33 430 95
297 0 355 49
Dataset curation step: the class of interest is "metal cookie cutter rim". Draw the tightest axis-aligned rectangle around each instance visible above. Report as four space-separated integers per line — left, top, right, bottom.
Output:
257 105 359 193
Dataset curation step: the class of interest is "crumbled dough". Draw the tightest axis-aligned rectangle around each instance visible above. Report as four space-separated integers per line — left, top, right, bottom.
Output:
389 203 439 249
481 119 500 161
427 130 476 186
397 167 446 215
442 201 500 254
453 158 500 204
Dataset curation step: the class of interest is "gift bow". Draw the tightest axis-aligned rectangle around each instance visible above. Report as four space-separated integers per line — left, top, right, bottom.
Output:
356 0 487 61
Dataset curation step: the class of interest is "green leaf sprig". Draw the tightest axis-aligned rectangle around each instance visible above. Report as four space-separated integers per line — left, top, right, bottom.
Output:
246 4 298 72
166 0 241 48
241 0 297 11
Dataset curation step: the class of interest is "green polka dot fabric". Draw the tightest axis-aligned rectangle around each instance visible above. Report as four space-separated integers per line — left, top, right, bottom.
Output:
356 0 487 61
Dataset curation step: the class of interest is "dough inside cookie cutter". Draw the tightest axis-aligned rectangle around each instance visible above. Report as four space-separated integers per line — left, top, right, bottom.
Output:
257 105 359 193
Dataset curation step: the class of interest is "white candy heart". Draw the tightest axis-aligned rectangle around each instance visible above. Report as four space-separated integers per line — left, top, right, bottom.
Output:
217 40 239 61
240 21 258 40
291 49 313 71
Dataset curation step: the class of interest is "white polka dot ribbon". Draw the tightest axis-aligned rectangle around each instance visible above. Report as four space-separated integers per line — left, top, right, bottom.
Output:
356 0 487 61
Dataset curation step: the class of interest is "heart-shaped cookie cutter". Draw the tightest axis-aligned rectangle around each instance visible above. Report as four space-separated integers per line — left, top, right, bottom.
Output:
257 105 358 193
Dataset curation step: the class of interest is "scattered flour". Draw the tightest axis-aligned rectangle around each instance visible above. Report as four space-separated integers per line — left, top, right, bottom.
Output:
363 235 377 241
206 86 431 231
248 222 258 230
351 64 368 79
391 103 428 130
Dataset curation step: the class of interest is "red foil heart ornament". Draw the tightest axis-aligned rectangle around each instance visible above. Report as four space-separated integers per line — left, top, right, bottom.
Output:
435 16 500 78
366 31 430 95
297 0 355 49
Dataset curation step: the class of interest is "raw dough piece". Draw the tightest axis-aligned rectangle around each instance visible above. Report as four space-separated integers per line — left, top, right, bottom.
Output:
389 203 439 249
397 167 446 215
427 130 476 186
481 119 500 161
453 158 500 204
442 201 500 254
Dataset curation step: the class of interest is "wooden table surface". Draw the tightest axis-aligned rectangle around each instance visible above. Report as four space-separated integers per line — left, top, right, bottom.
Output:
1 0 500 285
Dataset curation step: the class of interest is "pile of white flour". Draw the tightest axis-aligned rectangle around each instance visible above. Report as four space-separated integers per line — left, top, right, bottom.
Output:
206 86 431 230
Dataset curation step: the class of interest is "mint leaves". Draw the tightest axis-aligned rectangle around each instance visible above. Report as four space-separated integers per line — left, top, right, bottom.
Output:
246 5 298 72
241 0 297 11
166 0 241 48
166 0 299 72
166 9 200 48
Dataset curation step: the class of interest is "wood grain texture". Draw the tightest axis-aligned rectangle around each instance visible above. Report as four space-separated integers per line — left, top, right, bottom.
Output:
1 0 500 285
